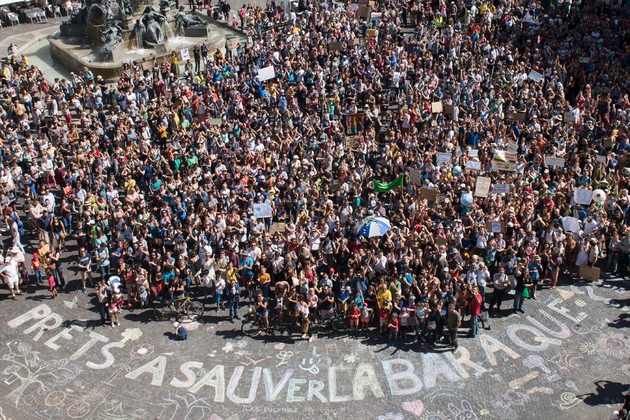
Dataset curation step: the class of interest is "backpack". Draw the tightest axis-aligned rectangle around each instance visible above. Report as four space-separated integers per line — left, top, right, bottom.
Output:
177 326 188 341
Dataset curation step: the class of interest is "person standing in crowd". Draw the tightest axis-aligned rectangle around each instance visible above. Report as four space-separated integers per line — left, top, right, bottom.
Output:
447 304 462 352
489 267 509 317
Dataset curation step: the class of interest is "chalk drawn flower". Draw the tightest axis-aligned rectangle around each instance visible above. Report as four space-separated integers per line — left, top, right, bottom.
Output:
131 344 154 359
343 353 357 364
377 413 404 420
579 341 598 355
222 343 234 353
596 331 630 359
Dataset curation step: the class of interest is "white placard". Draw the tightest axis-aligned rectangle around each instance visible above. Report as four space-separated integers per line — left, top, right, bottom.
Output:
545 156 565 168
468 149 478 158
506 141 518 153
258 65 276 81
180 48 190 61
437 152 451 164
466 160 481 170
494 184 510 194
408 167 422 186
574 187 593 205
253 203 273 219
562 216 580 233
474 176 491 197
528 70 544 82
596 155 607 163
491 222 503 233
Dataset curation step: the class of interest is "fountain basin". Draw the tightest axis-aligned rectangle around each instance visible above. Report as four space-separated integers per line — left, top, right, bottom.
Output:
49 13 227 79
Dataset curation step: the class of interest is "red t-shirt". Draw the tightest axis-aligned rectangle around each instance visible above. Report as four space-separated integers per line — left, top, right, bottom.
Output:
470 292 482 315
379 308 389 320
349 307 360 320
389 318 399 331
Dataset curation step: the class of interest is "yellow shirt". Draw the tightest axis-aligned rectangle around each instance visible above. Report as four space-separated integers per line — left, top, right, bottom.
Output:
258 273 271 285
376 289 392 309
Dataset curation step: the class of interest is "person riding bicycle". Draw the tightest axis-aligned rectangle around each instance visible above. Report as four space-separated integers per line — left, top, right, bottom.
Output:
254 291 269 330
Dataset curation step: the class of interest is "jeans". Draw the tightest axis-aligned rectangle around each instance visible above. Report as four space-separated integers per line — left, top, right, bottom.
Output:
415 321 426 342
261 283 270 299
449 328 458 349
62 215 73 233
229 298 239 319
514 290 526 311
98 264 111 280
34 269 42 284
52 267 66 289
99 302 109 323
607 252 619 272
471 314 479 337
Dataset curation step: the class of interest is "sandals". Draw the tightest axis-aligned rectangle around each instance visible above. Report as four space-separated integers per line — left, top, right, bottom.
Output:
12 296 18 300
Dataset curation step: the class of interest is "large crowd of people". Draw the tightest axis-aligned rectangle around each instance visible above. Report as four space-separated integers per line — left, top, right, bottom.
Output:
0 0 628 353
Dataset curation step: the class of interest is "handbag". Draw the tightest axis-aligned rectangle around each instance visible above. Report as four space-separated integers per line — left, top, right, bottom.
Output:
522 287 530 299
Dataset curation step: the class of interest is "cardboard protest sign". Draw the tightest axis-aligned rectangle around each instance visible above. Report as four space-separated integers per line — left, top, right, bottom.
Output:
443 104 455 115
574 188 593 205
493 184 510 194
437 153 451 164
346 135 359 150
528 70 544 82
507 110 526 122
474 176 491 197
329 42 343 51
258 66 276 81
209 118 223 125
253 203 273 219
603 138 614 148
466 160 481 171
492 151 517 171
468 149 478 158
579 265 600 282
357 5 370 17
596 155 607 163
420 188 438 201
545 156 565 168
506 141 518 153
436 236 448 246
269 223 286 234
562 216 580 232
431 102 443 113
408 167 423 186
366 28 377 37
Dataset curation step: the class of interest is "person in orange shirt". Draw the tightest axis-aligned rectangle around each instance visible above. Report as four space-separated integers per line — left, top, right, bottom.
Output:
348 302 361 335
257 266 271 299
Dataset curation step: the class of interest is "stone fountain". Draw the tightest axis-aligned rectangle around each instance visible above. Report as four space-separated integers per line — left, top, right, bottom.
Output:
48 0 233 79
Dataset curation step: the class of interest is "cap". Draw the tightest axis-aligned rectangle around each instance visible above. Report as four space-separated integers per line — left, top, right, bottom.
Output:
345 285 351 291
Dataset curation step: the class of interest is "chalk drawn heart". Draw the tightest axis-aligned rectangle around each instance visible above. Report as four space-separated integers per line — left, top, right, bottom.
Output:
402 400 424 417
274 343 285 350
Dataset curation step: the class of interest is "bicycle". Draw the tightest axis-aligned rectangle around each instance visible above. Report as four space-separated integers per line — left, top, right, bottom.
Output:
241 307 292 342
154 292 204 322
309 308 346 335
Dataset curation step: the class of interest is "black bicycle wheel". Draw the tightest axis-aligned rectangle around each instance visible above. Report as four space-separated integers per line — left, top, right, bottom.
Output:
241 320 261 337
154 304 175 321
331 315 346 332
183 301 204 322
309 318 322 334
273 325 292 342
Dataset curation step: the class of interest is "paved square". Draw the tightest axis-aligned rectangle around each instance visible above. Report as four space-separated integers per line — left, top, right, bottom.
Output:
0 271 627 420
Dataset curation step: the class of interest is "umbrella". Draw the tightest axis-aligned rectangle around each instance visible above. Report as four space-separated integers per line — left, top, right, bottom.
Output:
356 216 391 238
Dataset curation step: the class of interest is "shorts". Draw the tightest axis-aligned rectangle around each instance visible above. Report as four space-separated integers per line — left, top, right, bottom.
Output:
360 318 370 324
337 303 348 313
126 283 136 291
389 328 398 336
5 278 18 289
350 318 359 327
380 318 388 327
257 310 269 317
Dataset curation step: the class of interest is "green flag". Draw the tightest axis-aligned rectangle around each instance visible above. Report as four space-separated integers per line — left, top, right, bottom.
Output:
372 175 404 193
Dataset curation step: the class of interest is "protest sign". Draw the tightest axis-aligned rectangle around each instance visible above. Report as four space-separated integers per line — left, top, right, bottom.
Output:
596 155 607 163
528 70 544 82
493 184 510 194
474 177 491 197
431 102 443 113
253 203 273 219
437 153 451 164
258 66 276 81
180 48 190 61
574 188 593 205
408 167 423 186
420 188 438 201
468 149 478 158
562 216 580 233
466 160 481 171
545 156 565 168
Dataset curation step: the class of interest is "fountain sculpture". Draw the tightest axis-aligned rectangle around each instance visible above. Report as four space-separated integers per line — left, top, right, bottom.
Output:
49 0 237 78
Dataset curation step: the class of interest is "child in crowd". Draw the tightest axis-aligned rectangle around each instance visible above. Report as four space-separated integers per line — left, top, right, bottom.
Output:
348 302 360 336
387 312 399 346
31 252 42 285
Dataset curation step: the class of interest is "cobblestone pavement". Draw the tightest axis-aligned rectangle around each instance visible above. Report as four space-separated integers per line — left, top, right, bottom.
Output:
0 232 627 420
